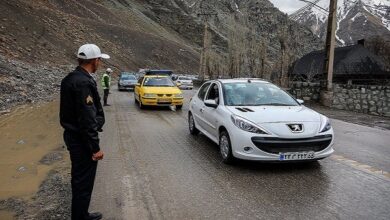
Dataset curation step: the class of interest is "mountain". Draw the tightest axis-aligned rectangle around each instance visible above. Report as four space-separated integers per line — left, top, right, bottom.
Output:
289 0 390 46
0 0 322 111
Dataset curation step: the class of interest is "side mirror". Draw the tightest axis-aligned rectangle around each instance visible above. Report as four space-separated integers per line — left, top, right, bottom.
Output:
204 99 218 108
136 83 141 87
297 99 304 104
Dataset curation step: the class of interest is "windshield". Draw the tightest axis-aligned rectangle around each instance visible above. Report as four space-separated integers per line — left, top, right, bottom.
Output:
121 75 136 80
178 77 190 80
223 82 298 106
143 77 175 87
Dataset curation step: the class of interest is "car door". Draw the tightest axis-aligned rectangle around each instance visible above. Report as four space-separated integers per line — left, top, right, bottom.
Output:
191 82 211 131
202 82 221 139
134 77 144 101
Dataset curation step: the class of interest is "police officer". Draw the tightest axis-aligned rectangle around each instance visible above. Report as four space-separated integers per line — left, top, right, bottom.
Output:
101 68 112 106
60 44 109 220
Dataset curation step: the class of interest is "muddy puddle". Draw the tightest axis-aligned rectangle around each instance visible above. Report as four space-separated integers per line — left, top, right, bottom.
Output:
0 101 65 200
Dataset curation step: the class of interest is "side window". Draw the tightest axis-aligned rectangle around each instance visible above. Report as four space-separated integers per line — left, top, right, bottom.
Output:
197 82 211 100
138 77 144 85
206 83 220 104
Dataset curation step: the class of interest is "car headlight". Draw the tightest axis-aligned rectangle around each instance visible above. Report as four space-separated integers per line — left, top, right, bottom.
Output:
144 93 157 98
319 116 332 133
174 94 183 98
231 114 269 134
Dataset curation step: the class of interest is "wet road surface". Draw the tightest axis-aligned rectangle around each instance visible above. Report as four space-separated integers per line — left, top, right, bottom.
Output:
91 87 390 220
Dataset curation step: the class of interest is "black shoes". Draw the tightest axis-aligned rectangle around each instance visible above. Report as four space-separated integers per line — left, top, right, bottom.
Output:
85 212 103 220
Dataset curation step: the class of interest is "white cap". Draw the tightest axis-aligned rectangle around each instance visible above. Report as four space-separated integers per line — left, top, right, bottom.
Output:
106 68 113 73
77 44 110 60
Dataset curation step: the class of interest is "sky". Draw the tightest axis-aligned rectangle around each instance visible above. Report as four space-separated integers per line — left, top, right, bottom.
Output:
269 0 307 14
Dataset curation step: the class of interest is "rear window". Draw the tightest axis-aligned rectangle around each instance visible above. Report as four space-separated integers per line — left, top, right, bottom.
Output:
121 75 136 80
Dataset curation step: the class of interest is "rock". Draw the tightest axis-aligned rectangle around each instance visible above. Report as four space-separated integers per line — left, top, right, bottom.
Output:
18 166 27 172
0 109 11 115
355 104 361 110
17 140 25 144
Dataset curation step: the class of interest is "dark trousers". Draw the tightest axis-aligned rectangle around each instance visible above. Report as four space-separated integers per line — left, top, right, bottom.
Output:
64 131 98 220
103 89 109 105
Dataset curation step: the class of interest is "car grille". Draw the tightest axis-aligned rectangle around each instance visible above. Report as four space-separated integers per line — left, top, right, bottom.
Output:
157 94 172 97
251 135 332 154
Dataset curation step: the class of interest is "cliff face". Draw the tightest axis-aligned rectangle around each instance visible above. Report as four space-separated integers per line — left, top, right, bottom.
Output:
136 0 323 61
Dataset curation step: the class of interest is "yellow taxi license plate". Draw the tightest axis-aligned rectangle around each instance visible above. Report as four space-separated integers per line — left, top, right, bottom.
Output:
158 99 171 103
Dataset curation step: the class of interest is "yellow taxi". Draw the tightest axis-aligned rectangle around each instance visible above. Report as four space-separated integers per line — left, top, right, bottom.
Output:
134 75 184 109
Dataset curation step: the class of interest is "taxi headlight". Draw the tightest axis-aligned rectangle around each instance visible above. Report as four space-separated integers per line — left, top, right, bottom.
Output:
174 94 183 98
144 93 157 98
231 114 269 134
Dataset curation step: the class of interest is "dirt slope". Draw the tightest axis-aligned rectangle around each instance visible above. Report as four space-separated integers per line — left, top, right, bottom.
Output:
0 0 199 70
0 0 200 111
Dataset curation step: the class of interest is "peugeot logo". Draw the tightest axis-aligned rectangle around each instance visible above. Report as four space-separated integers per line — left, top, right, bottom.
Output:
287 124 304 133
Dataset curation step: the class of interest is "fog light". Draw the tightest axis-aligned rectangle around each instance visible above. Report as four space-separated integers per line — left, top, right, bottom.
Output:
244 147 253 152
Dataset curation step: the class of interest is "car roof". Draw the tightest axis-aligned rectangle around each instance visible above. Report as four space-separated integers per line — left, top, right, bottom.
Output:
213 78 270 84
143 75 170 78
144 70 173 76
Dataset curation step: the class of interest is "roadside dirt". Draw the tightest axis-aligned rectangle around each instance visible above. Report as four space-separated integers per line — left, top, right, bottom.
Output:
0 101 71 219
305 102 390 130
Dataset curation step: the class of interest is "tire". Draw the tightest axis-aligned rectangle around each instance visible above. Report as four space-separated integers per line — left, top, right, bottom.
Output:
219 130 235 164
176 105 183 110
138 96 144 109
188 113 200 135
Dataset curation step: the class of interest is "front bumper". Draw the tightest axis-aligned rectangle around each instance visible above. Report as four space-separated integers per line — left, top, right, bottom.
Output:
179 84 193 89
141 97 183 106
229 127 334 161
118 84 136 90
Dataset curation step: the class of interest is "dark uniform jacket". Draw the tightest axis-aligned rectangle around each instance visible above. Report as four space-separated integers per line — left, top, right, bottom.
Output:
60 66 105 153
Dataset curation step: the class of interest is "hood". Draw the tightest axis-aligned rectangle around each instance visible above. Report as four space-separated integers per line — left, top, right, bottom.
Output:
227 106 321 123
178 80 192 83
143 87 181 94
227 106 322 137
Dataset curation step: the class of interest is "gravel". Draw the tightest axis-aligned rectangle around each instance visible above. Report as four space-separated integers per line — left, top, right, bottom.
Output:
0 54 74 112
0 168 71 220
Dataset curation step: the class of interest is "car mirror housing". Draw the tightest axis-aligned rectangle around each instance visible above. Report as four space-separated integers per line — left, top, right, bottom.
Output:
297 99 304 104
136 83 141 86
204 99 218 108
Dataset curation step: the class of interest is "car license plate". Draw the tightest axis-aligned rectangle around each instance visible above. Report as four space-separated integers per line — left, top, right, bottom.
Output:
279 151 315 161
158 98 171 103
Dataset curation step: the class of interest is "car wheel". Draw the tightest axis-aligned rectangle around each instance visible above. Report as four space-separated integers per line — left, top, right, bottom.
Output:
138 95 144 109
176 105 183 110
219 130 234 164
188 113 200 135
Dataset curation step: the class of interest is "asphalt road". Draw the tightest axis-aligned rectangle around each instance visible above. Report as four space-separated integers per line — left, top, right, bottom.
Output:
90 87 390 220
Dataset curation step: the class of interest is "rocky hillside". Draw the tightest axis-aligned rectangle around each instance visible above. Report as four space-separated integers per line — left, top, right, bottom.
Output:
0 0 321 111
138 0 322 65
290 0 390 46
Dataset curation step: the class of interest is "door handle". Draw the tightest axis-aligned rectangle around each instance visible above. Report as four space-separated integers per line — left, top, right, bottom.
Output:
200 108 204 113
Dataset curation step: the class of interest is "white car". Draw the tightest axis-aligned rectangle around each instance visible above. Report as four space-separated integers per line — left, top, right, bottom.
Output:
188 79 334 164
176 76 193 90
